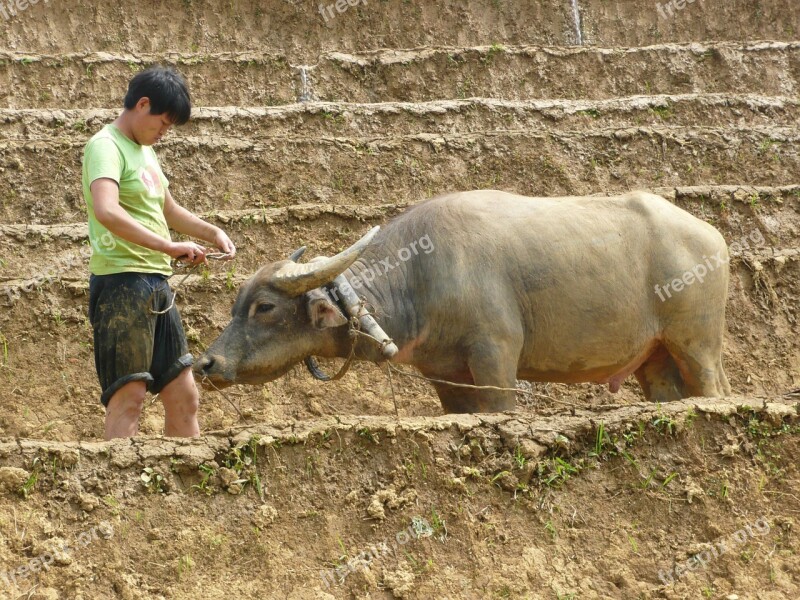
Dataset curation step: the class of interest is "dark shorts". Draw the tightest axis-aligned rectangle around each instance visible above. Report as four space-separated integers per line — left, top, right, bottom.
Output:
88 272 193 407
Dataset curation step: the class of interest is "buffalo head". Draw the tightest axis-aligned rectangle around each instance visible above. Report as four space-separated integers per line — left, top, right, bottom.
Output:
194 227 378 387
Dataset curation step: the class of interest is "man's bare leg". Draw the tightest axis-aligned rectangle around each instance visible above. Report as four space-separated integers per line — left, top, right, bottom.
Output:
160 367 200 437
105 381 147 440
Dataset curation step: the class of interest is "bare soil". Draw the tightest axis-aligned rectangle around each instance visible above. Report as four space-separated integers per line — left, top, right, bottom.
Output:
1 400 799 599
0 1 799 599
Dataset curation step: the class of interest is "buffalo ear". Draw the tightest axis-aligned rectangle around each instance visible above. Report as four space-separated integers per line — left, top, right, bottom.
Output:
306 290 347 329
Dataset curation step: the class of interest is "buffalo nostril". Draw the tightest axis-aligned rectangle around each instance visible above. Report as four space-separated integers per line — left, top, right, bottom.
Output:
195 355 215 375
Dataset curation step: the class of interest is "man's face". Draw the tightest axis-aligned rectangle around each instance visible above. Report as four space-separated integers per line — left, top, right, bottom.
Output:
131 98 174 146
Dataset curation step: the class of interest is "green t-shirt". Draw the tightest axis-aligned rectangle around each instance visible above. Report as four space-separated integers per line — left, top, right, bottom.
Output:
82 124 173 276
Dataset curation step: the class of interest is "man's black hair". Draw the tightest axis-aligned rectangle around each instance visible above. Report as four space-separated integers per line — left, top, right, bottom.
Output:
124 65 191 126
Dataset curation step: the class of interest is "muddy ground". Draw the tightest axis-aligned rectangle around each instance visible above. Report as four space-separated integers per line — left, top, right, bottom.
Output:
1 0 799 599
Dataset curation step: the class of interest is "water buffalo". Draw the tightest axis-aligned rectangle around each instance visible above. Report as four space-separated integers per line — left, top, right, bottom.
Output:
195 190 731 412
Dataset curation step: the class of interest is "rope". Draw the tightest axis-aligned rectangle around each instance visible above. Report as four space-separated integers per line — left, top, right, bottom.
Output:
309 317 361 381
346 321 578 409
158 250 248 422
385 362 521 393
385 360 399 419
308 302 402 417
386 361 590 409
149 252 232 315
337 316 363 380
201 375 248 423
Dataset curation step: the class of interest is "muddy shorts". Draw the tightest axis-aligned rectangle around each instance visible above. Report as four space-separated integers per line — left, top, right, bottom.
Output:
88 273 194 407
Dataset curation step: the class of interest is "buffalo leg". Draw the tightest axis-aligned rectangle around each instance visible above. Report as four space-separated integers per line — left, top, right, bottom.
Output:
416 366 474 414
633 345 685 402
467 345 517 411
430 379 515 413
431 379 483 414
426 343 517 413
717 357 731 396
664 342 726 398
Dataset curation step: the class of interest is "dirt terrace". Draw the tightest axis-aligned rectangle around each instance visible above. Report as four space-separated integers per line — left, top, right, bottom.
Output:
2 42 800 107
0 0 799 598
1 185 798 444
1 0 796 55
0 398 798 599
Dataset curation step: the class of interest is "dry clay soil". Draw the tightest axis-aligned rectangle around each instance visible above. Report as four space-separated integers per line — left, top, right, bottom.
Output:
0 1 800 599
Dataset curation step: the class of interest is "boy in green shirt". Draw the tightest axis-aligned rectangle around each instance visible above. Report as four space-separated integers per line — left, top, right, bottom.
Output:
83 66 236 440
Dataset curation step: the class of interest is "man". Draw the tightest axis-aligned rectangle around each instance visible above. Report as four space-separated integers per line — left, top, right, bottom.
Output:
82 65 236 440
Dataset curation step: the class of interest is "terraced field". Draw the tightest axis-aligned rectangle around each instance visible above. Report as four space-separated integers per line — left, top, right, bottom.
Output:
0 1 798 599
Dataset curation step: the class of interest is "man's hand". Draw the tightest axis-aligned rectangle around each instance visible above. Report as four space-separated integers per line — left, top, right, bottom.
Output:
163 189 236 259
213 229 236 258
167 241 207 265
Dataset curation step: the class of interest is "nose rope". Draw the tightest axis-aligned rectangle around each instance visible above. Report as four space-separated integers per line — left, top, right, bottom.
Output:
200 375 249 423
337 312 581 411
303 316 362 382
306 301 575 416
149 252 232 315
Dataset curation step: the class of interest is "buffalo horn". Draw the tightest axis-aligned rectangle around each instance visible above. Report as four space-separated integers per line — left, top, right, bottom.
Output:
304 356 332 381
270 226 379 295
288 246 307 262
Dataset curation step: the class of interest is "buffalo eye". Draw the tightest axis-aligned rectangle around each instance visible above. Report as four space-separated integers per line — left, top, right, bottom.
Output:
255 302 275 315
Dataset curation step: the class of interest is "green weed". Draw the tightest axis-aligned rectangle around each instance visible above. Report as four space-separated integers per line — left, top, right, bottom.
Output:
539 457 580 488
224 436 264 499
225 264 236 290
513 444 527 469
71 120 89 134
140 467 165 494
544 520 557 540
652 411 677 435
192 464 216 495
428 509 447 540
20 458 40 498
357 427 379 444
490 470 512 486
177 554 194 578
650 104 672 119
662 472 679 489
0 332 8 365
481 43 506 63
590 421 611 457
